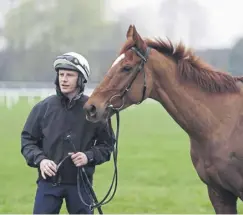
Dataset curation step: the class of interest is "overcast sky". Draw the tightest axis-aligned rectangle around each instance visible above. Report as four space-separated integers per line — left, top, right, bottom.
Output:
107 0 243 49
1 0 243 50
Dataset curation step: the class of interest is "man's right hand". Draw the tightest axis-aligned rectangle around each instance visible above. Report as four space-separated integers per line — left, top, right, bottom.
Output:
40 159 57 179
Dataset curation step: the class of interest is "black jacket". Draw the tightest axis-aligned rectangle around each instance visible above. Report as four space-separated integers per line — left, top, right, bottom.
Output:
21 94 114 184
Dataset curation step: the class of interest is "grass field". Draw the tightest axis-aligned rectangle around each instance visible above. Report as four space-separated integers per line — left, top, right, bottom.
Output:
1 97 242 214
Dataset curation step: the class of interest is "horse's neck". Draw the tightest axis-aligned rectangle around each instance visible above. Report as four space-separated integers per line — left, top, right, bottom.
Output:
150 61 218 139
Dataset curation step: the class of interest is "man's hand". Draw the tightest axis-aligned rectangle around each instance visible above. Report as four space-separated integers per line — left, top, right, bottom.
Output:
69 152 88 167
40 159 57 179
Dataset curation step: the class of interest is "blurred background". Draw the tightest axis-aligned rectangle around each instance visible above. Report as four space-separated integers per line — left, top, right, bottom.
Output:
1 0 243 106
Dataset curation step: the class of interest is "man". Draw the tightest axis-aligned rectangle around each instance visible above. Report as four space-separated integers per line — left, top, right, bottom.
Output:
21 52 114 214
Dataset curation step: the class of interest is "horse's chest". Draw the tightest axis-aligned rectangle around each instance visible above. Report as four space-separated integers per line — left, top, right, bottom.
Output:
190 149 212 184
191 142 226 181
191 147 243 193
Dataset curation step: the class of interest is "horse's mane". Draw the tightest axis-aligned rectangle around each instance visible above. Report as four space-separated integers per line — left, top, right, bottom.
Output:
144 38 243 93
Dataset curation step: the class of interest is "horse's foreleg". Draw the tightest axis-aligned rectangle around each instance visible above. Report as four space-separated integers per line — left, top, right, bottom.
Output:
207 185 238 214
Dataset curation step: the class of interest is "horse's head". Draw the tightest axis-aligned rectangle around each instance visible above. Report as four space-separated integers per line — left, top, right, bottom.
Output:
84 25 154 123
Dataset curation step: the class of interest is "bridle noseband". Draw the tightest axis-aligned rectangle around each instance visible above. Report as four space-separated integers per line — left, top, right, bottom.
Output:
108 46 151 110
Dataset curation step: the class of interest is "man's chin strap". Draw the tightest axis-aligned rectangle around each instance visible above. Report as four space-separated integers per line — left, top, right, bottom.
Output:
77 73 85 91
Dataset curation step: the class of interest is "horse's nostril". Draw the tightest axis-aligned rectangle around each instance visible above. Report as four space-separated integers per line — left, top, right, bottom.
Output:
89 104 97 117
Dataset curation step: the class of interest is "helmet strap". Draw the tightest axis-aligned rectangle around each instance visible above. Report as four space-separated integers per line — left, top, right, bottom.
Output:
77 73 85 93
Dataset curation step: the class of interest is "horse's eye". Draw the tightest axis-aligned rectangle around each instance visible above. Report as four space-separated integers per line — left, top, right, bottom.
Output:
123 66 132 72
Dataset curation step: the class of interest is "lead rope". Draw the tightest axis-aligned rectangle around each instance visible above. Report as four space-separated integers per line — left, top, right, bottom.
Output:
76 110 120 214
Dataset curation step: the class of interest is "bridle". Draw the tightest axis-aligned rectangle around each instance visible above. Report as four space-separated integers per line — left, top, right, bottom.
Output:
85 46 150 213
108 46 151 110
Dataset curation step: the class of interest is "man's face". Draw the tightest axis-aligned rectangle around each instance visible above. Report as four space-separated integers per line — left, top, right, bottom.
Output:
58 69 79 94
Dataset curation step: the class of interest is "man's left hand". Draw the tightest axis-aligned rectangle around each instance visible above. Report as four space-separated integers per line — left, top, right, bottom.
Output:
69 152 88 167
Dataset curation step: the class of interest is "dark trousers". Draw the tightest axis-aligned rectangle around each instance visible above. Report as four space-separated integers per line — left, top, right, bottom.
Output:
33 180 93 214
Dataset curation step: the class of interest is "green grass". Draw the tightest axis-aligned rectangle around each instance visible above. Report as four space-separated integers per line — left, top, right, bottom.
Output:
0 97 242 213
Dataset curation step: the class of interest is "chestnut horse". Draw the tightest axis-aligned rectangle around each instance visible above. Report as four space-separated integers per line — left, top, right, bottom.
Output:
83 25 243 214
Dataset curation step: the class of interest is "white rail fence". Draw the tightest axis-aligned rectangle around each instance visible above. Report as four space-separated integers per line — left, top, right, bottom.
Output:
0 81 94 109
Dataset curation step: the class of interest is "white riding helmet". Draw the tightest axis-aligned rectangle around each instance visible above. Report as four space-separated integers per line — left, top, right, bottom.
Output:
53 52 90 82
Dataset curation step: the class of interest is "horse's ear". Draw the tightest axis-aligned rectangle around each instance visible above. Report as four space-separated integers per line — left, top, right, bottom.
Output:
126 24 134 39
126 25 146 52
132 26 146 53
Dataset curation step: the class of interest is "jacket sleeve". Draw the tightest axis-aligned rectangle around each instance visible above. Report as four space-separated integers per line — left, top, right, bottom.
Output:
84 120 115 165
21 102 47 168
